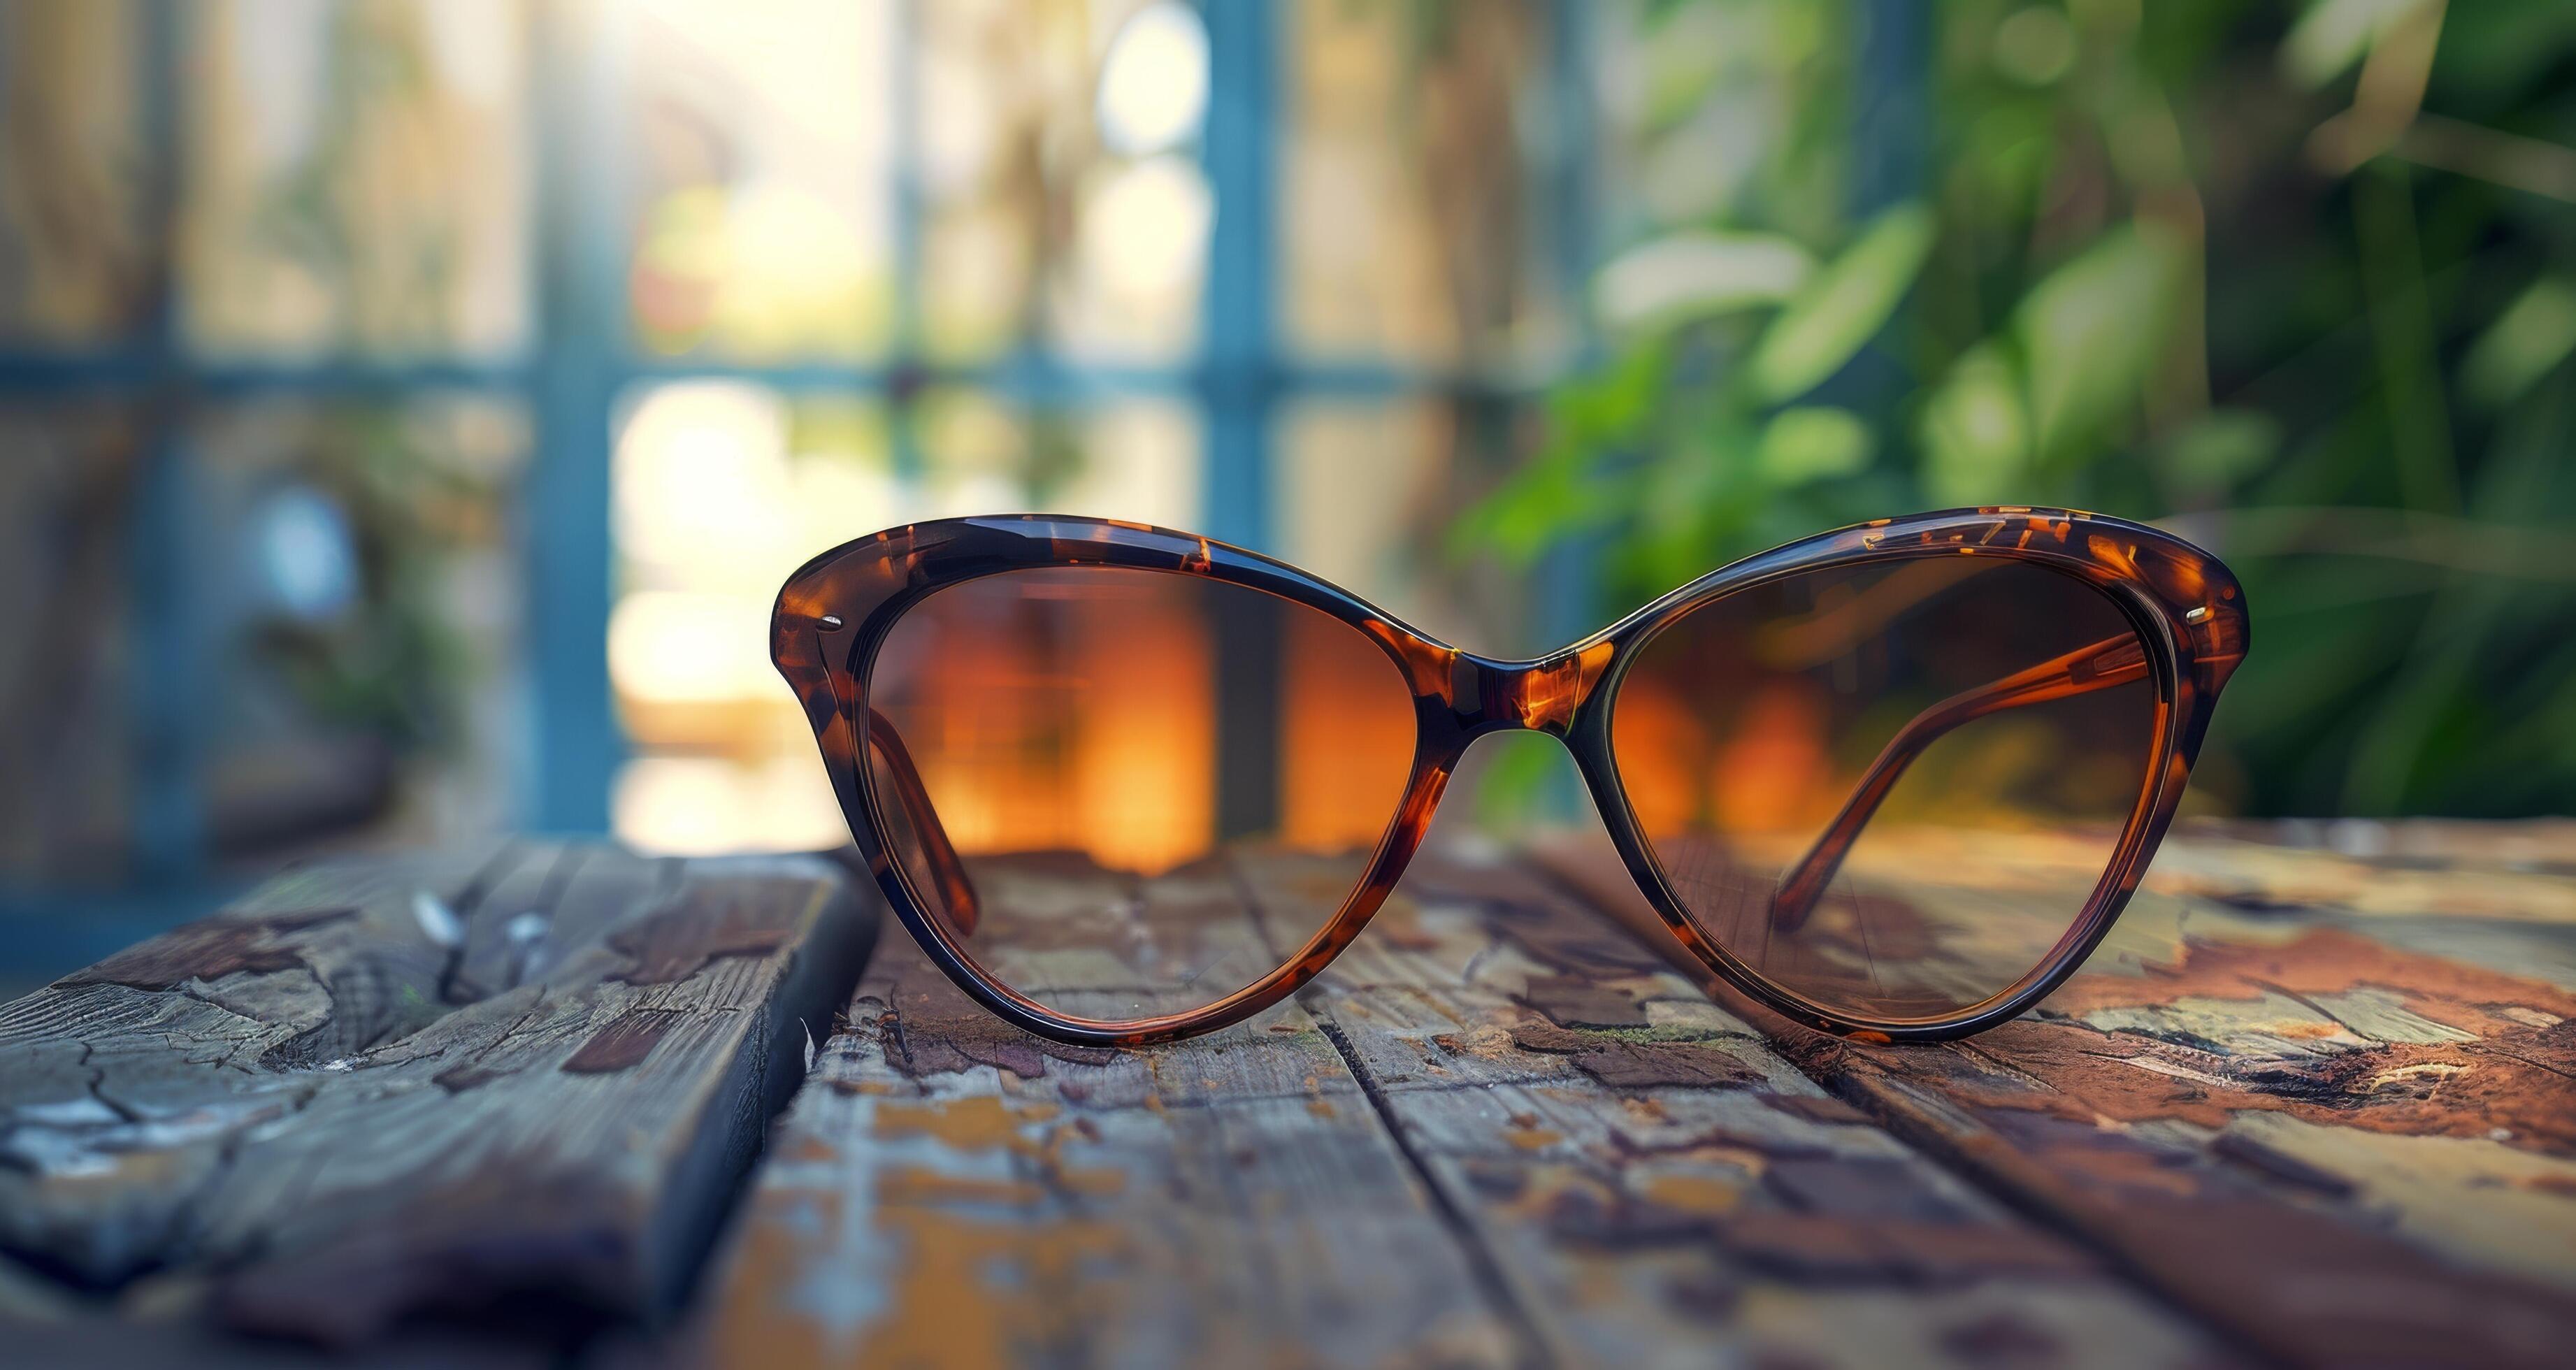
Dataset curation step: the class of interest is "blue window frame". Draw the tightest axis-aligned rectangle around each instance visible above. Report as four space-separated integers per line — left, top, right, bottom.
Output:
0 0 1601 906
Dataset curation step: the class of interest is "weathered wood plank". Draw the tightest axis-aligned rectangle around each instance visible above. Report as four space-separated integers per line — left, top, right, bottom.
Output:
0 841 874 1348
681 904 1528 1369
1534 820 2576 1370
1327 848 2226 1369
683 845 2226 1369
15 821 2562 1366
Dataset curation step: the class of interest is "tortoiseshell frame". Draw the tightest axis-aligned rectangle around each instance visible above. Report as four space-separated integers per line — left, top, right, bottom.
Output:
773 507 2249 1048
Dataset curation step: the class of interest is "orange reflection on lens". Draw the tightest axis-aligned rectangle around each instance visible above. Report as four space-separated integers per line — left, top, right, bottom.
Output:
1065 587 1214 875
865 567 1416 1022
1708 683 1832 834
1283 607 1418 851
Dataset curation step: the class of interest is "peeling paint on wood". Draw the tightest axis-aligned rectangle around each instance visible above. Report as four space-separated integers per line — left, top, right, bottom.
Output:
1501 1021 1768 1090
684 923 1497 1369
52 907 357 992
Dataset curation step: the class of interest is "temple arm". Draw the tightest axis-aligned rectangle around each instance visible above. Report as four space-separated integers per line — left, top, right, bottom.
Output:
865 707 983 937
1767 633 2147 934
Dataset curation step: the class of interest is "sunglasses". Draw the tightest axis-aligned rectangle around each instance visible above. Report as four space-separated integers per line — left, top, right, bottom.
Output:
772 507 2247 1046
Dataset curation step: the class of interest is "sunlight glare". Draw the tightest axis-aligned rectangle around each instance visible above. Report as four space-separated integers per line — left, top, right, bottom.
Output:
1096 3 1209 157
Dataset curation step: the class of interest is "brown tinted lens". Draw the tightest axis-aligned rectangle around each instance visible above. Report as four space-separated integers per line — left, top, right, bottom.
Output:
865 568 1418 1023
1611 557 2157 1020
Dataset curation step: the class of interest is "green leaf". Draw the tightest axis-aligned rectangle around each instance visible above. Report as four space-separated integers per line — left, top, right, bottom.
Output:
1756 406 1876 484
1641 425 1740 539
2462 275 2576 410
1917 343 2031 505
1451 458 1612 567
1454 340 1676 567
1593 231 1813 333
2016 224 2184 463
1746 202 1936 403
1582 337 1677 440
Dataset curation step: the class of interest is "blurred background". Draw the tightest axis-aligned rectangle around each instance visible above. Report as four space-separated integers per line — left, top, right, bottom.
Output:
1 0 2570 981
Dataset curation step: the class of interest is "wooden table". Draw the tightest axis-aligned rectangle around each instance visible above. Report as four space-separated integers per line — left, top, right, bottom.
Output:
1 823 2571 1368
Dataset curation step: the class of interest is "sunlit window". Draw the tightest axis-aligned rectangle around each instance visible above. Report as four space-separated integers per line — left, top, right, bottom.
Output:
593 0 1564 855
0 0 1579 888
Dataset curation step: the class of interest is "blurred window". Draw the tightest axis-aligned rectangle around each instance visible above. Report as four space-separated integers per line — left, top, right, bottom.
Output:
0 0 1594 884
601 0 1587 856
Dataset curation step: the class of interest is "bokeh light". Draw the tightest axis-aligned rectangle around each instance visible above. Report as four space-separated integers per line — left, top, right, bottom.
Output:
1095 3 1209 157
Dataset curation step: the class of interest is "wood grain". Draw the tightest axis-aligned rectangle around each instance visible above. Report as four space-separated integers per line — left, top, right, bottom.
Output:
0 841 873 1348
1535 819 2576 1370
7 823 2569 1368
682 848 2222 1369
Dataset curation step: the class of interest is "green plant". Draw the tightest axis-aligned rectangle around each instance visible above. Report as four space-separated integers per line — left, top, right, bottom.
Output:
1459 0 2576 817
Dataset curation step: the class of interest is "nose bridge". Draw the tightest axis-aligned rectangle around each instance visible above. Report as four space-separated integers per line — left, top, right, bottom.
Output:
1449 642 1614 739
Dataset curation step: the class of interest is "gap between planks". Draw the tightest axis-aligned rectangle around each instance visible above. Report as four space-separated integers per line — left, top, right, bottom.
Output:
1307 1012 1564 1369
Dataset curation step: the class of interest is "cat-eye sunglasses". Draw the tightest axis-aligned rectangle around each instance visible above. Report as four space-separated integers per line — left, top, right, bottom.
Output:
772 506 2246 1046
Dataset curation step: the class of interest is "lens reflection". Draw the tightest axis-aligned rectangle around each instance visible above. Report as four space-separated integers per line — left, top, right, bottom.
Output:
1611 556 2157 1019
865 568 1418 1023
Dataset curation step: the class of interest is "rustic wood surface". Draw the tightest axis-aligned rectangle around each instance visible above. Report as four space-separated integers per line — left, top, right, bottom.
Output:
0 840 874 1352
679 845 2223 1369
1535 819 2576 1370
2 821 2570 1369
680 821 2576 1370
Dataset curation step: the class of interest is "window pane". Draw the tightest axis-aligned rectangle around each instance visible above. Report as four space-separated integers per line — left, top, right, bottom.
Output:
1283 0 1569 367
919 0 1209 363
0 406 141 881
181 0 532 359
624 0 897 361
0 1 153 348
188 396 528 853
608 380 1200 856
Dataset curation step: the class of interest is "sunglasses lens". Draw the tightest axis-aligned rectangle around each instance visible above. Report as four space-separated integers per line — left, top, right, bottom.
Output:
863 568 1418 1024
1611 557 2159 1021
